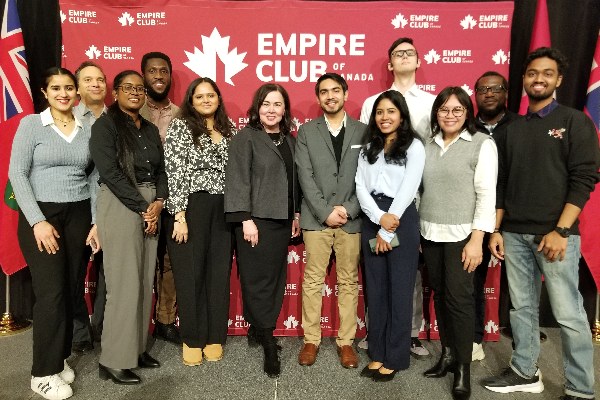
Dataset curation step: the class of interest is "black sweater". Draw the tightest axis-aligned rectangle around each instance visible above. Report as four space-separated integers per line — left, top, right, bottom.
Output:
496 104 600 235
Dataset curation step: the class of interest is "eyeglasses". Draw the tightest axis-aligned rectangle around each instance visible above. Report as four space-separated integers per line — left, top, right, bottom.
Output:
391 49 417 58
437 107 466 117
475 85 506 94
117 85 146 94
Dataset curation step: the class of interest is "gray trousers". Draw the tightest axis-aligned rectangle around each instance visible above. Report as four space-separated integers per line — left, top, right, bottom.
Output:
97 183 158 369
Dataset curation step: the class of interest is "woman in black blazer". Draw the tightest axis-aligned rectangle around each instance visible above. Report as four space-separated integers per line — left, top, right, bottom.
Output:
224 83 300 379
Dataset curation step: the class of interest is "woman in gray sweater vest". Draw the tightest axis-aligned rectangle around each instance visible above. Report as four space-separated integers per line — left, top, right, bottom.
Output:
9 67 100 400
420 87 497 400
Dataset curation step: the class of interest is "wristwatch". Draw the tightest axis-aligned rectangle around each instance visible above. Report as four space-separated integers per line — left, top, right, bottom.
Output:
554 226 571 238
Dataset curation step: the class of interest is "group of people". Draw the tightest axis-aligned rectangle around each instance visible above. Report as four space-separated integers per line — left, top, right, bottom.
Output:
8 37 598 400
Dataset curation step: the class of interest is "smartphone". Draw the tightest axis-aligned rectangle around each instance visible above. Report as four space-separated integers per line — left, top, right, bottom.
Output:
369 234 399 253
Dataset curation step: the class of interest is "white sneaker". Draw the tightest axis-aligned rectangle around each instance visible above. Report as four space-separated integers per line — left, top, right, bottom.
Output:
472 342 485 361
31 374 73 400
357 337 368 350
59 360 75 384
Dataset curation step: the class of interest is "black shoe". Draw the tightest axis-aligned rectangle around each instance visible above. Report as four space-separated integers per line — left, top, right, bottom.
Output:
424 347 455 378
263 342 281 378
153 322 181 344
98 364 140 385
360 365 379 378
138 352 160 368
372 369 398 382
481 367 544 393
452 363 471 399
72 340 94 353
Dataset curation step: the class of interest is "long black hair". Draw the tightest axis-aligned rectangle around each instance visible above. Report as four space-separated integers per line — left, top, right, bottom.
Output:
247 83 293 135
362 90 420 165
107 70 144 186
430 86 477 137
179 77 235 147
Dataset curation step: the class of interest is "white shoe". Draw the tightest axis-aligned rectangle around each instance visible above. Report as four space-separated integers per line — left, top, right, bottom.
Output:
31 374 73 400
59 360 75 384
472 342 485 361
357 337 368 350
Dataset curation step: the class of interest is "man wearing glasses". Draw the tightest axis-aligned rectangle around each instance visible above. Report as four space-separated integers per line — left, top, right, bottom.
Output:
359 37 435 359
471 71 518 362
140 52 182 345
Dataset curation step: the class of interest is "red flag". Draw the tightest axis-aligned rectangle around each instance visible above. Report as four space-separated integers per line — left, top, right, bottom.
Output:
0 0 33 275
518 0 552 115
580 30 600 289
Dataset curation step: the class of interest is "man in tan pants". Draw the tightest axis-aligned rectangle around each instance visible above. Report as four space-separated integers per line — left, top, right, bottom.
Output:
295 73 367 368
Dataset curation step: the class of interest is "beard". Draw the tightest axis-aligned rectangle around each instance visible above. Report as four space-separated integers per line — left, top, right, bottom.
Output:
145 81 171 102
479 103 505 120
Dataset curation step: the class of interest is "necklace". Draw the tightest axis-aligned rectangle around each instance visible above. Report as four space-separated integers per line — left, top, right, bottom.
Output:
269 132 284 146
52 114 74 127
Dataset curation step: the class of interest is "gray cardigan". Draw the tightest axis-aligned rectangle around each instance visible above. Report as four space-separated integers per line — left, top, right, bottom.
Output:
224 126 298 221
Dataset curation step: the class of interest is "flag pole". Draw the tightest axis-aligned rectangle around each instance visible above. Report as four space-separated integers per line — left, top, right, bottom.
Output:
0 272 31 336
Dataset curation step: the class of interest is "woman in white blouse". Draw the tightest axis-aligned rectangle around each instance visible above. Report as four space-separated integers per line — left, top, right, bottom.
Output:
420 87 497 400
355 90 425 382
164 77 236 366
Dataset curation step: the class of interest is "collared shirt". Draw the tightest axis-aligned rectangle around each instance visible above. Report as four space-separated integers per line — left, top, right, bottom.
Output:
477 112 504 135
140 98 179 143
526 98 559 120
324 112 347 137
420 129 498 242
359 83 435 139
73 102 107 128
355 139 425 242
40 107 83 143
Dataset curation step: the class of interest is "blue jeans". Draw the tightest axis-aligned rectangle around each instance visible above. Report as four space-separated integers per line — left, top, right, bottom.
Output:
503 232 594 398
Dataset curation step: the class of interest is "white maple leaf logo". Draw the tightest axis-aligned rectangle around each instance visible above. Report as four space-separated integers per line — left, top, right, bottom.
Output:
60 10 66 23
492 49 509 65
391 13 408 29
118 12 134 26
321 283 332 297
485 320 499 334
356 317 365 330
423 49 440 64
288 250 300 264
283 315 299 329
292 117 303 131
184 28 248 86
460 15 477 29
461 84 474 96
85 45 101 60
227 319 233 327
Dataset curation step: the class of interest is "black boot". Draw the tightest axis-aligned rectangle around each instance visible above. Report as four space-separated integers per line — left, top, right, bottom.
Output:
424 347 455 378
260 329 281 378
247 325 260 347
452 363 471 399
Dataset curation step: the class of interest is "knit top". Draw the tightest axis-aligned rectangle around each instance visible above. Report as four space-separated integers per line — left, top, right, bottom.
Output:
8 109 98 226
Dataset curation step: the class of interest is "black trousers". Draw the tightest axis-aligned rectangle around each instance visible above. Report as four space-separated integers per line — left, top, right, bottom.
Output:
234 218 291 330
362 198 419 371
18 200 91 377
421 236 474 364
473 233 492 343
168 192 233 348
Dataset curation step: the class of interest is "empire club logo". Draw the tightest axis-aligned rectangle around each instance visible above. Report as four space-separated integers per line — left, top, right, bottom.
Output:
461 14 510 29
391 12 441 29
85 45 101 60
424 49 474 64
288 249 300 264
85 44 133 61
485 320 499 334
118 11 167 27
283 315 300 329
356 317 366 330
461 84 474 97
184 28 248 86
61 9 99 24
492 49 509 65
322 283 333 297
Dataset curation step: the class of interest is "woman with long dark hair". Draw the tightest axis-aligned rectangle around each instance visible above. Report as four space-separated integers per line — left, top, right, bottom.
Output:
164 77 235 366
9 67 100 400
90 70 167 385
420 87 497 400
355 90 425 382
224 83 300 378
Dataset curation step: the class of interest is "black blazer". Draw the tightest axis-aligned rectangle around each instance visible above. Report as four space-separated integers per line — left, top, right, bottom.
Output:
224 125 299 221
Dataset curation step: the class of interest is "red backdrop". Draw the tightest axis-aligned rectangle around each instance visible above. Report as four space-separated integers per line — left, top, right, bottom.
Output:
63 0 514 341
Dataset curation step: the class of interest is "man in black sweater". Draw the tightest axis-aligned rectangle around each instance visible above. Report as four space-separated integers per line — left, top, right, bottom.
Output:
483 48 599 400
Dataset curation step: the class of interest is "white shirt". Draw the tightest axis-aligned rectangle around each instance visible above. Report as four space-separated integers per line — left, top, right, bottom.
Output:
420 130 498 242
355 139 425 242
360 83 435 140
73 102 107 128
324 112 347 137
40 108 82 143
